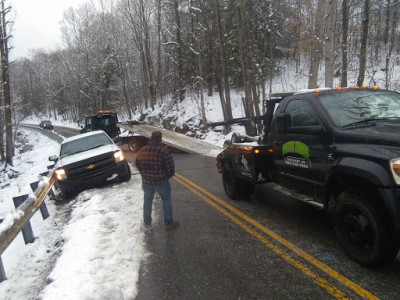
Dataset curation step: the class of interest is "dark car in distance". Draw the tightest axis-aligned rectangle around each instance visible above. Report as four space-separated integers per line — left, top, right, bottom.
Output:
39 120 54 130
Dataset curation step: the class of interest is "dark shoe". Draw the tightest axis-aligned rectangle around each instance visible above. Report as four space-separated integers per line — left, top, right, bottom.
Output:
165 220 180 230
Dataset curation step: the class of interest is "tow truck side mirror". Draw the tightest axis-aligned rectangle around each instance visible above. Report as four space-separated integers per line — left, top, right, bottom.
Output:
276 113 291 133
287 125 324 136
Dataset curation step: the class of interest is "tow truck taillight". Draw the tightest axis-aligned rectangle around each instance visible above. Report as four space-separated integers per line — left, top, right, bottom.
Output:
390 158 400 185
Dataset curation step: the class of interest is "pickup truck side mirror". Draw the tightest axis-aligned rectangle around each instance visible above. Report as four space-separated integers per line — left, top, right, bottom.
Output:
276 113 291 133
49 155 58 162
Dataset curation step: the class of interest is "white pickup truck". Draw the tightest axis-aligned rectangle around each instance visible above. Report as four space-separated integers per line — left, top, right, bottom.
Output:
49 130 131 198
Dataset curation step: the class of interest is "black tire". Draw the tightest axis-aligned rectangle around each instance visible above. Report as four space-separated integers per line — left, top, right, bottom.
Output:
222 164 254 200
119 161 131 182
129 140 141 153
58 182 74 199
231 132 242 144
333 189 399 267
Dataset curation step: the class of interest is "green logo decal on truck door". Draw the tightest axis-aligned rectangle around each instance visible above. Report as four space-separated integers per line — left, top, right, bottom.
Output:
282 141 311 168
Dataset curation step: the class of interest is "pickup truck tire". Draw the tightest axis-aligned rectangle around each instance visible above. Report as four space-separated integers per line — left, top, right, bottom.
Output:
119 161 132 182
333 189 398 267
222 164 254 200
58 182 74 199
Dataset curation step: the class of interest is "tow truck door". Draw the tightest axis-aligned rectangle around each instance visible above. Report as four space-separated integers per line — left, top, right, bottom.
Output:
268 98 327 200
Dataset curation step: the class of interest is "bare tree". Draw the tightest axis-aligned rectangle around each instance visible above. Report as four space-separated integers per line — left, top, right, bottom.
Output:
236 0 256 117
384 0 399 89
308 0 325 89
190 0 208 127
1 0 12 165
214 0 233 124
341 0 349 87
357 0 370 87
325 0 337 88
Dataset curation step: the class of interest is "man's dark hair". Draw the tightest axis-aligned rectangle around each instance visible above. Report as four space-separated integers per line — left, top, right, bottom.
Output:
151 131 162 143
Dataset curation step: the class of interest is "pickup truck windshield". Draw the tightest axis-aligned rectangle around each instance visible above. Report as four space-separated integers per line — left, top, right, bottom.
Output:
60 133 112 158
319 90 400 127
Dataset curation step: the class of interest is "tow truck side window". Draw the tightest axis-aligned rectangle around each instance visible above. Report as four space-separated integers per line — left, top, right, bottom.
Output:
284 100 319 127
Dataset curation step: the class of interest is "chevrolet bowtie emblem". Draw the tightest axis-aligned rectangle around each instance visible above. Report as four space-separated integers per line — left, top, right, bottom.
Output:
87 164 96 170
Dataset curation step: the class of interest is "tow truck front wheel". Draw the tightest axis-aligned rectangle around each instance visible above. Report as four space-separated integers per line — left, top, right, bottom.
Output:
222 164 254 200
333 189 399 267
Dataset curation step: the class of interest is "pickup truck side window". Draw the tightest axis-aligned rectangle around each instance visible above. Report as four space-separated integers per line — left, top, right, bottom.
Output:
284 100 319 127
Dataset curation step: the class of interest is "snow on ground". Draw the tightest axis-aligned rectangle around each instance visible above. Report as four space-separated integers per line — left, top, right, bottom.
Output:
0 129 149 299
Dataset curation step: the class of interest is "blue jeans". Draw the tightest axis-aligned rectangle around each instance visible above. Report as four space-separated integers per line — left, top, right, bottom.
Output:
142 181 173 225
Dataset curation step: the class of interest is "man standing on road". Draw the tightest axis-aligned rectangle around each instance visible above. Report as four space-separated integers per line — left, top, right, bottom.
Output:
135 131 179 229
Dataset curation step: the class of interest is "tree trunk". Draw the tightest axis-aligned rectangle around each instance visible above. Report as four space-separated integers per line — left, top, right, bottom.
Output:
341 0 348 87
194 0 207 127
156 0 163 99
357 0 370 87
308 0 325 89
325 0 337 88
215 0 233 121
0 103 4 161
236 0 254 117
384 0 399 89
174 0 185 102
1 0 12 165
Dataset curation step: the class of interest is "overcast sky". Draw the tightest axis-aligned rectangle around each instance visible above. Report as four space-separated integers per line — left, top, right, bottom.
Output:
10 0 83 60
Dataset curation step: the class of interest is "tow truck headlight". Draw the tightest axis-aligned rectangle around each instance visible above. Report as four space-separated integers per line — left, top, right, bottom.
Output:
55 168 67 181
390 158 400 184
114 150 125 163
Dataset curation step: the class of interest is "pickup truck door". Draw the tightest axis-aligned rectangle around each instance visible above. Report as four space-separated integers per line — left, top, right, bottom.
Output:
268 99 327 200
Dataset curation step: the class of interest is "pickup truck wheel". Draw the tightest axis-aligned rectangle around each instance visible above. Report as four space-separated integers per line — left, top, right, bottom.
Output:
58 182 74 199
222 164 254 200
119 162 131 182
334 189 399 267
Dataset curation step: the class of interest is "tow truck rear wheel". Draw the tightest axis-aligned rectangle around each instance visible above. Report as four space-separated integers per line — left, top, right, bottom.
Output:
333 189 399 267
222 164 254 200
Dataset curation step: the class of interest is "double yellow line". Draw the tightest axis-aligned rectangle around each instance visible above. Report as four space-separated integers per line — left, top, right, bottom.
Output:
173 172 379 300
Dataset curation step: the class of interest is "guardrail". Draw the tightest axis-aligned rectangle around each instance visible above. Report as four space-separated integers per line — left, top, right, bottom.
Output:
19 123 64 143
0 124 63 282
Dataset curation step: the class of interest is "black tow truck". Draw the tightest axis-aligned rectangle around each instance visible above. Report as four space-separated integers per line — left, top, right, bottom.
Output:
216 87 400 267
80 110 148 152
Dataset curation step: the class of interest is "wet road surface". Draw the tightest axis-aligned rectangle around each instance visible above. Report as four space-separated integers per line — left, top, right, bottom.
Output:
135 153 400 300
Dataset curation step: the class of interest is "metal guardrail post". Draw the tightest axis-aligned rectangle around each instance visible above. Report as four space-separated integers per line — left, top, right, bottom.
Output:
30 181 50 220
12 195 35 244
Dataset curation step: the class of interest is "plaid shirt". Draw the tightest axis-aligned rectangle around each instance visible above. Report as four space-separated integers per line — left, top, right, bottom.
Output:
135 141 175 186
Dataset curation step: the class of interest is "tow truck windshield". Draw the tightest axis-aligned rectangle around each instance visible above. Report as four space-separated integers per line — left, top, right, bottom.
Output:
319 90 400 127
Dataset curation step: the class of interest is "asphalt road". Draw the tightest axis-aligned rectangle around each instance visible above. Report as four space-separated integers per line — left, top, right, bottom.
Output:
52 125 80 138
136 153 400 300
50 126 400 299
